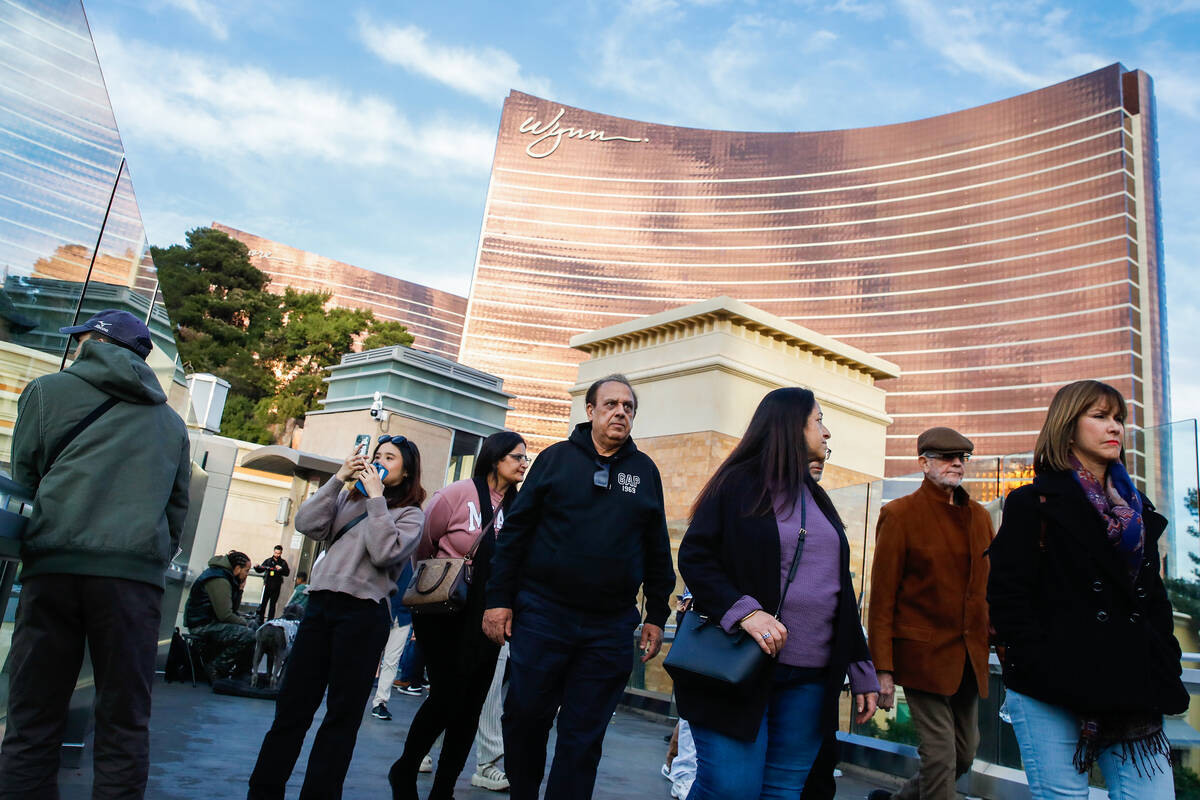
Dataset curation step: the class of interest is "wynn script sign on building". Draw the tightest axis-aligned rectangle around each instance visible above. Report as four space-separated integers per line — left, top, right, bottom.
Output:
518 108 649 158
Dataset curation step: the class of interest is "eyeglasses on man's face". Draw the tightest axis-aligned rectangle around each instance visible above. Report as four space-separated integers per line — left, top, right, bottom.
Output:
922 451 970 463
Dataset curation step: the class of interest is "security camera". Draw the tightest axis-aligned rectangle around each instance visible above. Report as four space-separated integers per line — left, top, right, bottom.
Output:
369 391 384 419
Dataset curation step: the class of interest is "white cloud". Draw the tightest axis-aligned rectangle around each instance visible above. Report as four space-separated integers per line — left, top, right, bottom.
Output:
92 32 495 175
588 8 828 128
1141 59 1200 119
357 20 551 104
806 29 839 51
1129 0 1200 31
827 0 887 21
160 0 228 40
894 0 1050 88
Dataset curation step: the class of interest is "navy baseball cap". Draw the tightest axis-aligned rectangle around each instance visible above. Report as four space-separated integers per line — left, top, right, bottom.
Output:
59 309 153 359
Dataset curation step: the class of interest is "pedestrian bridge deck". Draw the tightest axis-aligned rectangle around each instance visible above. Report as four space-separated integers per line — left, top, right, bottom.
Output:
55 679 893 798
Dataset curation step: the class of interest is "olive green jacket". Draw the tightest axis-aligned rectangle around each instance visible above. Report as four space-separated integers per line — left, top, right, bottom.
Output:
12 340 191 588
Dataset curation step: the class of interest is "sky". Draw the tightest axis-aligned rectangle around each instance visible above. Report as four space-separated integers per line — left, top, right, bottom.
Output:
83 0 1200 424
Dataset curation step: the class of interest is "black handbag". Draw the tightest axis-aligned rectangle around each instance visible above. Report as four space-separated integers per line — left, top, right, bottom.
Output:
664 489 807 691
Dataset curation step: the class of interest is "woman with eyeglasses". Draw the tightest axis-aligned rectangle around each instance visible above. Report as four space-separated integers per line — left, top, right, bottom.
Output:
248 434 425 800
675 388 878 799
389 431 528 800
988 380 1187 798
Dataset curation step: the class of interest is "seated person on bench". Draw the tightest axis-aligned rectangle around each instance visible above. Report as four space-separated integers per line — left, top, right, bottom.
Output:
184 550 256 681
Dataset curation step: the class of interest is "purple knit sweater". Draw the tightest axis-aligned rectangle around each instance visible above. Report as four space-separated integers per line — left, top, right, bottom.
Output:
719 484 879 694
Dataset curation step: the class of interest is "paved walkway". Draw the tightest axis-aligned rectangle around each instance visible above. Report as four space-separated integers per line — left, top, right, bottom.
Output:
56 679 894 798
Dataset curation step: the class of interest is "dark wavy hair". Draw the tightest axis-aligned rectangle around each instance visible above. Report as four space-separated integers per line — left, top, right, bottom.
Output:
349 437 426 508
226 550 250 569
690 387 843 528
474 430 526 510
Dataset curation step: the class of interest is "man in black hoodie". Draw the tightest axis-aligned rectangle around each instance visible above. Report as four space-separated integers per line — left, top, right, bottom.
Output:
484 375 675 800
1 310 191 799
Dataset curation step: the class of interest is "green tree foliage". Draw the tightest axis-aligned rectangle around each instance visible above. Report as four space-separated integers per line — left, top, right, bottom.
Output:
1185 487 1200 576
152 227 414 443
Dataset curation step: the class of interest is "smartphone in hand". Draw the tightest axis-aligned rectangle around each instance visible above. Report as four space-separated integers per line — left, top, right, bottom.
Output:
353 434 371 457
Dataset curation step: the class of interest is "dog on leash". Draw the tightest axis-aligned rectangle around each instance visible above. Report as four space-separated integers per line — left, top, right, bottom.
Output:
251 603 304 689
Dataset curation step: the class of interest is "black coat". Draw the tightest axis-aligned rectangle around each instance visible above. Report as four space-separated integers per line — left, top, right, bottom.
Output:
987 469 1188 716
676 467 871 741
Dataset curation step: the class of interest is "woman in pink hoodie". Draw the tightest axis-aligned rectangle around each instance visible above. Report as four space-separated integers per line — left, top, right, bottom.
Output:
389 430 528 800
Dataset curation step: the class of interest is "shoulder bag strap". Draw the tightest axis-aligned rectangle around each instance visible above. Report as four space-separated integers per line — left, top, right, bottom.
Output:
463 476 500 562
330 511 369 546
774 484 808 620
465 515 498 562
45 395 120 474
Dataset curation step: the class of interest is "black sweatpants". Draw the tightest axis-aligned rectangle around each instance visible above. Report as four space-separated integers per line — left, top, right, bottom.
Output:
0 574 163 800
395 603 501 797
247 590 390 800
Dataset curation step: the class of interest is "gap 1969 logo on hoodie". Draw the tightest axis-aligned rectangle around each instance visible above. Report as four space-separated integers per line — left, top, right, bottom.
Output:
618 473 641 494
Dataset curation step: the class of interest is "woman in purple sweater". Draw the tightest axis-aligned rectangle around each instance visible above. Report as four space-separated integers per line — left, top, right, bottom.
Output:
677 387 879 799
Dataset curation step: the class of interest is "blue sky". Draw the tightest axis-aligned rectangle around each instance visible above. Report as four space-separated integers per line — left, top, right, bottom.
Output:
84 0 1200 423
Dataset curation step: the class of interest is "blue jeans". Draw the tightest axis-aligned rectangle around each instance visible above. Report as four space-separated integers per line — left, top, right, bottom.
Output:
687 669 826 800
1005 689 1174 799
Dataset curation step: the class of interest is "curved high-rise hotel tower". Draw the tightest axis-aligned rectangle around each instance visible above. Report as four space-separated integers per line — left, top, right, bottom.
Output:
459 65 1166 474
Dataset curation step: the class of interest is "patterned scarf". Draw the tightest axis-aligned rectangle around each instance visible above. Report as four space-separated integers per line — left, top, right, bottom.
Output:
1068 456 1166 775
1070 455 1144 578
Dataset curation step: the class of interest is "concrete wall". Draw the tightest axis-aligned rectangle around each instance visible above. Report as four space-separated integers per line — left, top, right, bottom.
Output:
212 449 294 606
301 409 455 503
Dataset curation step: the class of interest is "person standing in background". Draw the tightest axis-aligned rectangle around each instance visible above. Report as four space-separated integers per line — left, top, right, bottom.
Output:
255 545 290 621
372 561 415 722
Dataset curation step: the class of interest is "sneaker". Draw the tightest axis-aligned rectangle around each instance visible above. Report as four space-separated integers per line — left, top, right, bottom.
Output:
419 755 433 773
471 764 509 791
670 778 693 800
398 684 425 696
866 791 893 800
372 703 392 721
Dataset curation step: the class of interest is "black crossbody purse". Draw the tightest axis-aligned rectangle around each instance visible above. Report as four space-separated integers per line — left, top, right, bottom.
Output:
664 489 807 692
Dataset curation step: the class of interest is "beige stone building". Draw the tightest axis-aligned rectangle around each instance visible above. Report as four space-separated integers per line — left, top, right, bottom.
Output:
568 297 900 524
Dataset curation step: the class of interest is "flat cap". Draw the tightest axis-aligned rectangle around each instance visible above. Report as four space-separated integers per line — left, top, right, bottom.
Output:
917 426 974 456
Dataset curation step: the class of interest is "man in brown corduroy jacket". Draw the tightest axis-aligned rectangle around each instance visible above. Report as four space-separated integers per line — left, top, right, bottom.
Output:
866 427 995 800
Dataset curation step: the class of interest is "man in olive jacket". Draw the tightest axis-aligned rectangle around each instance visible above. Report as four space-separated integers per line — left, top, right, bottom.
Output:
866 427 994 800
185 552 256 680
0 311 191 800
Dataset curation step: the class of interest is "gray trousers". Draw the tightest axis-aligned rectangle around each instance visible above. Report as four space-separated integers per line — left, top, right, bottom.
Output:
474 642 509 770
0 574 162 800
893 668 980 800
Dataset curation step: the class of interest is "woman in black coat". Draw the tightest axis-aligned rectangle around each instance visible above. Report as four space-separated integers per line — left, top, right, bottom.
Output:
675 387 878 800
988 380 1187 799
